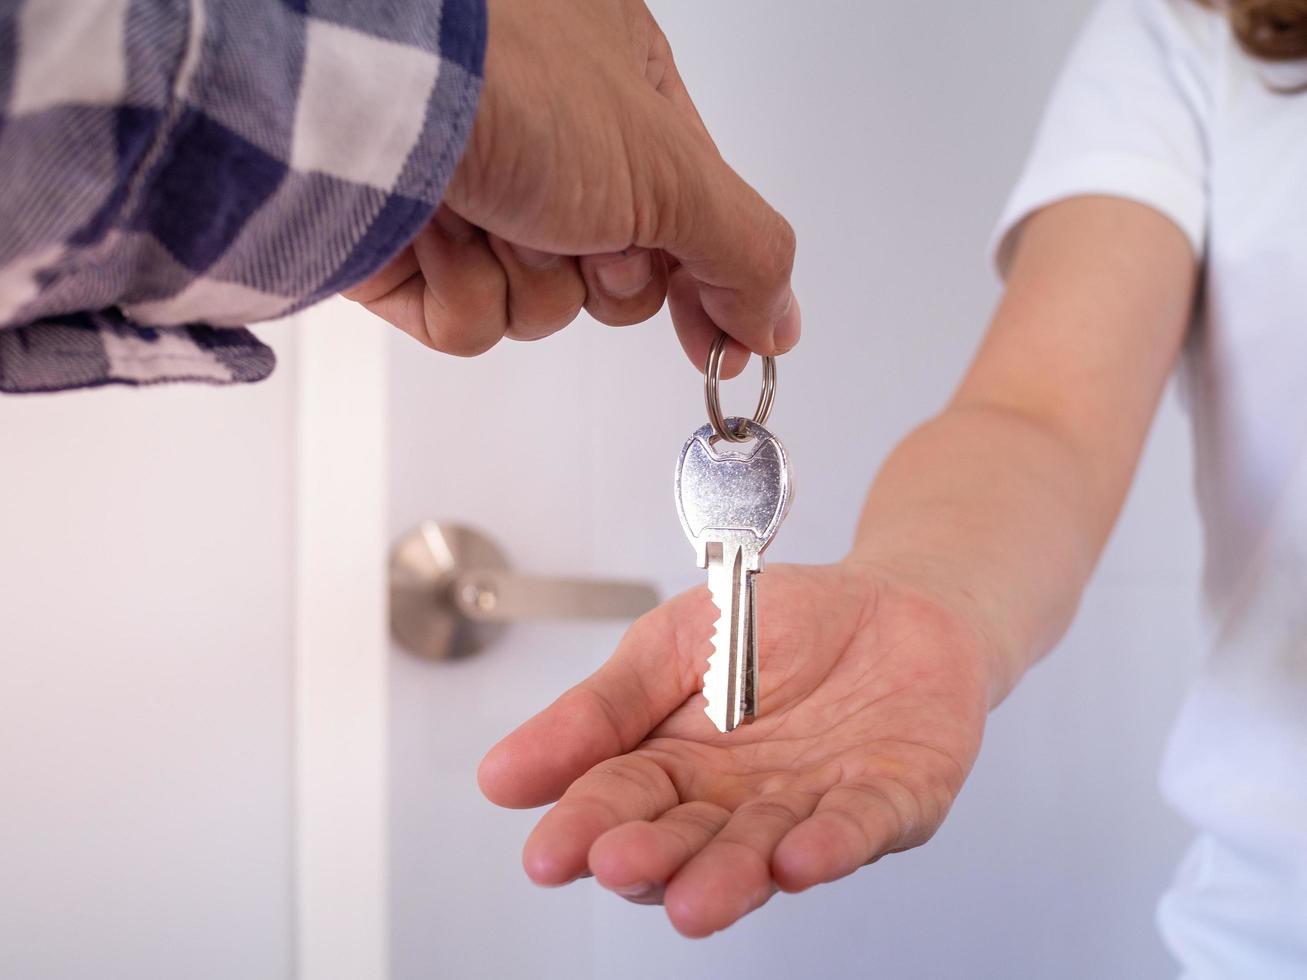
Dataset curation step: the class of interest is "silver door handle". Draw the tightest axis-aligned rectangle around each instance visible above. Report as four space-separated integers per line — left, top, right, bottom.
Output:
389 522 659 661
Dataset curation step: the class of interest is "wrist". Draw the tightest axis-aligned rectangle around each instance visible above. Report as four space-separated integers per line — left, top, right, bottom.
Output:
839 551 1025 709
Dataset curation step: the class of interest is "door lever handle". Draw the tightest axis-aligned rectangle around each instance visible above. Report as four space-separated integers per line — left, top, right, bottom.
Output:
450 568 658 624
389 521 659 661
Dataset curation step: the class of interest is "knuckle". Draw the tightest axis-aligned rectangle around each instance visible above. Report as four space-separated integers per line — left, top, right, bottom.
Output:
671 802 727 837
422 278 506 356
737 797 805 826
501 259 587 338
586 290 664 328
770 213 797 275
511 296 584 337
818 804 881 863
712 838 772 877
422 304 501 356
575 684 630 747
844 776 942 853
425 324 501 357
649 22 674 58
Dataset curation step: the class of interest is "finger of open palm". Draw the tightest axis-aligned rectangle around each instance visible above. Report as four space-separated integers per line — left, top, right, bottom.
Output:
661 790 821 937
588 801 730 904
771 781 908 893
522 753 679 887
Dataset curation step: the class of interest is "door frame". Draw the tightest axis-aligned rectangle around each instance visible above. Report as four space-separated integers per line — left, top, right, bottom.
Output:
292 301 391 980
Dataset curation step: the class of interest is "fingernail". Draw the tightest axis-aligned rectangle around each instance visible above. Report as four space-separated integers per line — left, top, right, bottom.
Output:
433 207 476 245
509 243 561 270
595 249 653 299
772 290 800 353
614 882 664 904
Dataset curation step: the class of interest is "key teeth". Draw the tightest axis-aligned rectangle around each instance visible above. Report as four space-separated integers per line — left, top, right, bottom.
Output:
702 649 730 732
702 573 734 733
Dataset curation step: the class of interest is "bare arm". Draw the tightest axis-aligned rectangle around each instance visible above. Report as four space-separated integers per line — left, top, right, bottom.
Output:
478 194 1200 937
853 195 1197 701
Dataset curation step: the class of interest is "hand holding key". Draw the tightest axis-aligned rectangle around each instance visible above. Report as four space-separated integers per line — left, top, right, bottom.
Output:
346 0 799 370
477 561 991 937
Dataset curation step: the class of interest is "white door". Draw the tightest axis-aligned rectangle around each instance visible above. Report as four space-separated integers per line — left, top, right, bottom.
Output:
1 2 1207 978
0 321 303 979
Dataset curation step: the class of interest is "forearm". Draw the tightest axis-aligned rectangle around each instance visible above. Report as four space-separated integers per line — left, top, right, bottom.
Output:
850 401 1115 705
848 197 1196 705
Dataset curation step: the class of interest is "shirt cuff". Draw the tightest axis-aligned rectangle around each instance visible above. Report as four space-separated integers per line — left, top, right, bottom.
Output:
0 0 487 394
0 313 275 394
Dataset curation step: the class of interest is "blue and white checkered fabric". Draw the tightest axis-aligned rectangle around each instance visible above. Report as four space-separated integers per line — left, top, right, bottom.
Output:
0 0 485 393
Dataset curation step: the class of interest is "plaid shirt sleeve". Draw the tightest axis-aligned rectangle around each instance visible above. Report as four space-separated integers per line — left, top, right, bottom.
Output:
0 0 485 394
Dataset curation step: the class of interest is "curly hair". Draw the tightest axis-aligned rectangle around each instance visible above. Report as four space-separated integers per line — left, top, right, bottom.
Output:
1219 0 1307 60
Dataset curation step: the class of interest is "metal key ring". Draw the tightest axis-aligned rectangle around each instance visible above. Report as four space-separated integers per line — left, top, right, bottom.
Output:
704 332 776 443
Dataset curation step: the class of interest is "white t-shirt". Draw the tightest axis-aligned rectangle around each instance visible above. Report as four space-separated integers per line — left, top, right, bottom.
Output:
992 0 1307 975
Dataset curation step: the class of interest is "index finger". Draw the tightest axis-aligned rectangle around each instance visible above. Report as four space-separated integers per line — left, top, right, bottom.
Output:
640 25 801 363
646 131 801 363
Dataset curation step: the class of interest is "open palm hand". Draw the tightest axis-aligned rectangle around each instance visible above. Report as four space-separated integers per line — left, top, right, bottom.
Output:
478 562 993 937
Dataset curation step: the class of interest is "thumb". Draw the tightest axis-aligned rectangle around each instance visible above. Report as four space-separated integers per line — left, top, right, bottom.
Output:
641 127 800 362
477 588 709 809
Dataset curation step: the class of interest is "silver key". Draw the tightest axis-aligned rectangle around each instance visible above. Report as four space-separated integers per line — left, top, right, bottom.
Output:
674 418 792 732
